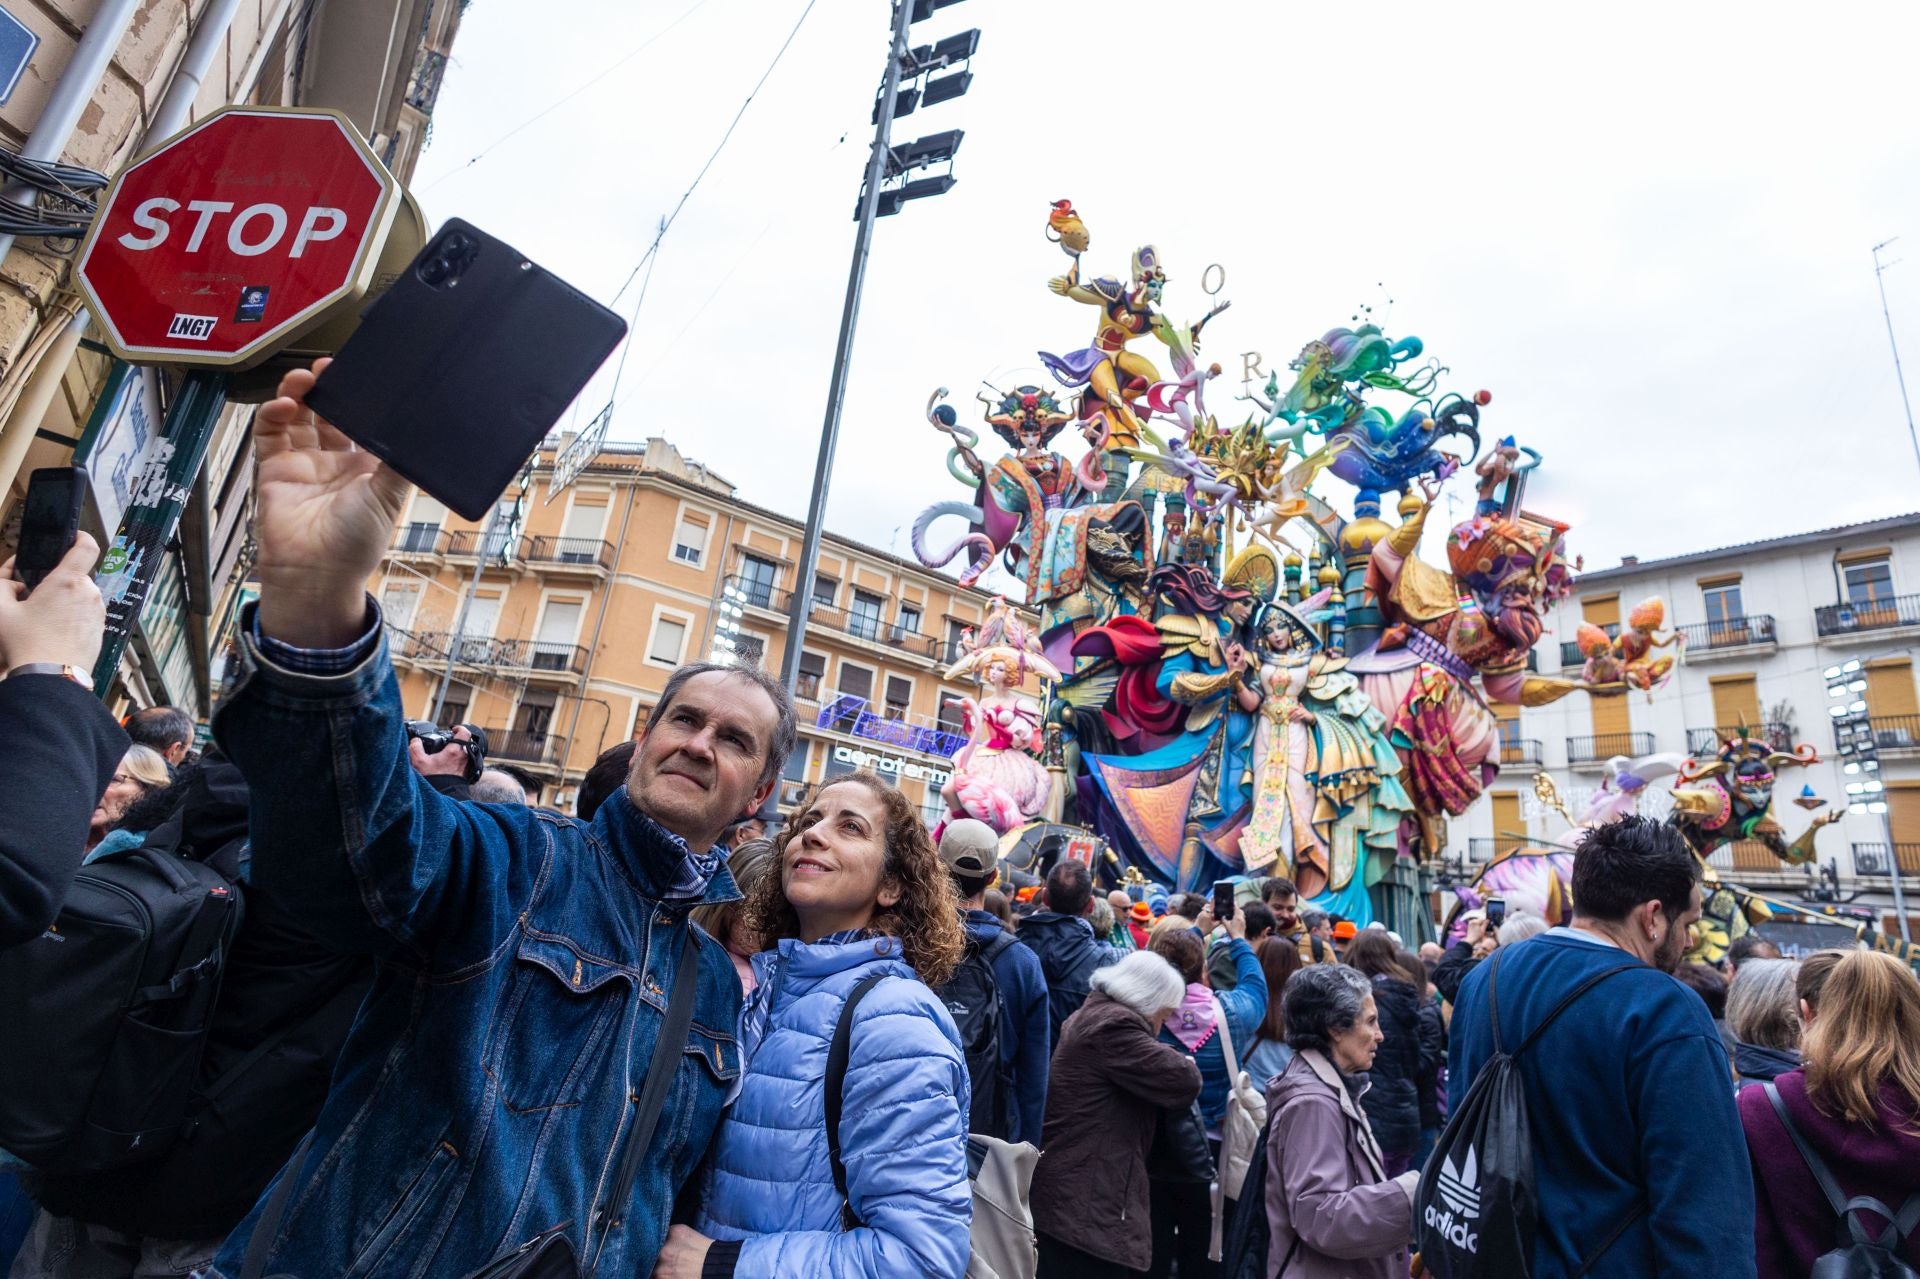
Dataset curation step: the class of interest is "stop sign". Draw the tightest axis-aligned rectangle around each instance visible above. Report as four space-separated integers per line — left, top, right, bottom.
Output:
76 107 400 368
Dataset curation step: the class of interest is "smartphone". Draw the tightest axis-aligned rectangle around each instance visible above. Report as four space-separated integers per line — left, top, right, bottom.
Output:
1212 879 1236 923
15 466 87 592
1485 896 1507 930
305 218 627 521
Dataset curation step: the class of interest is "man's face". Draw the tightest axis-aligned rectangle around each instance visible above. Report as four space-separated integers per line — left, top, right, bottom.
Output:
628 671 780 851
1651 884 1705 974
1266 892 1299 933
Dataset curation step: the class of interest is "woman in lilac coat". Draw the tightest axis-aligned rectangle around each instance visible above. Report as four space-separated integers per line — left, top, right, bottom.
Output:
1262 964 1418 1279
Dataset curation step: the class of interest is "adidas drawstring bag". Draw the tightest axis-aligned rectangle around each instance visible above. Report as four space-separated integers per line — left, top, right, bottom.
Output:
1415 952 1638 1279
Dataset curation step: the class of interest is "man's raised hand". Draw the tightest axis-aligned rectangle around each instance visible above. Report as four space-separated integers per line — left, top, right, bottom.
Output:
252 360 413 648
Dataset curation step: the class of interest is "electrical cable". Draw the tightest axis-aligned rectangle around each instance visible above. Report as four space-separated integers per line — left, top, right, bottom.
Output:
421 0 714 192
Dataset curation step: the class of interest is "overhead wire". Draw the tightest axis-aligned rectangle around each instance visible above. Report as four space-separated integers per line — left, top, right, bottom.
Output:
420 0 714 193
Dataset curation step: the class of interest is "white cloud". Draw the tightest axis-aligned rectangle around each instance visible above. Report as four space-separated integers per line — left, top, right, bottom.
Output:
416 0 1920 595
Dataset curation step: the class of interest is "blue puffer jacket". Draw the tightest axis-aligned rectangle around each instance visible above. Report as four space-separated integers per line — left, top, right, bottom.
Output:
695 934 971 1278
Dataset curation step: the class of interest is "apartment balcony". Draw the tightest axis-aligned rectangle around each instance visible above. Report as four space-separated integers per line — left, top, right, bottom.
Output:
1687 722 1791 756
1559 622 1618 669
1498 738 1544 768
391 524 448 559
445 529 523 567
814 693 969 759
1867 713 1920 757
1815 593 1920 644
1676 615 1778 661
1703 840 1799 874
720 576 943 662
1850 842 1920 877
524 535 614 574
477 726 560 770
1467 837 1495 863
1566 732 1655 769
396 632 586 678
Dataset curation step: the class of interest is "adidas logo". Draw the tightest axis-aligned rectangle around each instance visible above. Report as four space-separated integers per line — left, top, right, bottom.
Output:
1437 1147 1480 1219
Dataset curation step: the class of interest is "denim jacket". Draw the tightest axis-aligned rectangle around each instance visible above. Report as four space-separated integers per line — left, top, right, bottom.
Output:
206 613 743 1279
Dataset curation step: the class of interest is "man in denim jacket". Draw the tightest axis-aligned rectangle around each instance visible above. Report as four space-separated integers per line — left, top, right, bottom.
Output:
206 362 795 1278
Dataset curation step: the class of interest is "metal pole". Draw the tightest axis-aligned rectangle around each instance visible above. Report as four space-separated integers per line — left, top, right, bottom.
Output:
429 508 503 723
91 369 231 694
1873 239 1920 480
146 0 249 144
776 0 913 693
1883 804 1913 943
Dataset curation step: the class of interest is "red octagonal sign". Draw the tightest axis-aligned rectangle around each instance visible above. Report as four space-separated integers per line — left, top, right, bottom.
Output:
76 107 400 368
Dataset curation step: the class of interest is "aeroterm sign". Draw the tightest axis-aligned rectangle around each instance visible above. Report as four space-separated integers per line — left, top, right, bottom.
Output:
74 107 399 368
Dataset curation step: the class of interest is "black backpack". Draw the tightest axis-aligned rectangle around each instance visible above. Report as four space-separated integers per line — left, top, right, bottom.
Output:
1415 951 1641 1279
935 929 1017 1138
1221 1119 1271 1278
0 843 242 1172
1762 1082 1920 1279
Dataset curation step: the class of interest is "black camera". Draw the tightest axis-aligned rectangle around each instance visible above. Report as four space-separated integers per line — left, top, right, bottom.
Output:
405 721 488 784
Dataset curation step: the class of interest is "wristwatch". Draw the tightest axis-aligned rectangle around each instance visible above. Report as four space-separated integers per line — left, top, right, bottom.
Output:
6 662 89 686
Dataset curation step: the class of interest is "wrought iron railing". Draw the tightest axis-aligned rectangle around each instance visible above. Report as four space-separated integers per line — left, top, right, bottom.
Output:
1498 738 1544 767
1816 593 1920 638
477 727 553 765
392 524 446 555
1869 714 1920 751
1677 615 1776 650
445 529 519 561
1687 722 1790 755
1851 842 1920 876
524 536 614 569
1566 732 1655 764
401 632 585 674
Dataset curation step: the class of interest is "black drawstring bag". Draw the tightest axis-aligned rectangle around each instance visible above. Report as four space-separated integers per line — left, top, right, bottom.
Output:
1415 952 1641 1279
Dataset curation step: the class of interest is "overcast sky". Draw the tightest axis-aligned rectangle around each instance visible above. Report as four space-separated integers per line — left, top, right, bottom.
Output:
412 0 1920 600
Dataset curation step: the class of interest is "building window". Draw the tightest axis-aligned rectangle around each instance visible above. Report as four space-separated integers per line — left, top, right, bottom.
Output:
400 495 446 552
897 604 922 637
439 690 470 729
885 675 912 720
849 590 884 640
739 554 779 609
779 743 811 807
1845 556 1895 607
648 617 687 666
812 575 837 610
1702 581 1744 628
937 692 967 737
733 634 765 668
673 515 707 565
796 651 826 701
945 618 970 663
515 689 557 738
380 582 421 631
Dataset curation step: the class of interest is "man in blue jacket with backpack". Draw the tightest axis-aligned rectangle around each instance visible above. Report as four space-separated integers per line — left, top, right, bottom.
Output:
1447 817 1754 1278
940 819 1050 1145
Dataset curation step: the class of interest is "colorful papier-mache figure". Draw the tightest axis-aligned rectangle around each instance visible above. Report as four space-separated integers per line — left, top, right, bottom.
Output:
941 599 1064 835
1239 593 1413 925
1578 596 1683 693
1039 237 1171 492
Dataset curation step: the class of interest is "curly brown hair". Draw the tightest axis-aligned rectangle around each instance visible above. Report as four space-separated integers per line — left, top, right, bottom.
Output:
744 773 965 987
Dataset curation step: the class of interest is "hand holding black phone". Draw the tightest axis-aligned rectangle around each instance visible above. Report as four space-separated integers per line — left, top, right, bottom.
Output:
304 219 627 521
14 467 87 594
1212 879 1236 923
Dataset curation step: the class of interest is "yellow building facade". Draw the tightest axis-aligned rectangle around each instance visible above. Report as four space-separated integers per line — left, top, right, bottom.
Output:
374 434 1038 823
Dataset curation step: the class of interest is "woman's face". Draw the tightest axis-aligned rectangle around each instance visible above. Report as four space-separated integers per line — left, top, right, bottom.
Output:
93 767 150 831
1328 993 1383 1073
783 783 899 942
986 659 1010 688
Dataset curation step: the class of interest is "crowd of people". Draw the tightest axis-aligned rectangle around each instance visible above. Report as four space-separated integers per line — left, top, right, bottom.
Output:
2 363 1919 1279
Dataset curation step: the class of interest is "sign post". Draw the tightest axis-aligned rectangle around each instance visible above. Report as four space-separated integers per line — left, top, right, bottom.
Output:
72 106 401 694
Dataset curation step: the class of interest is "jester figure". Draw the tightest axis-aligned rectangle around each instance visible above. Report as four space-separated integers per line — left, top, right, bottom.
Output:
1039 244 1169 495
1347 484 1583 854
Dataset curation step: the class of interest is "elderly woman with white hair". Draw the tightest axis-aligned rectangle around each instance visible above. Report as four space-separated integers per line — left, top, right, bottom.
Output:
1029 951 1201 1278
1727 956 1802 1092
1263 964 1419 1279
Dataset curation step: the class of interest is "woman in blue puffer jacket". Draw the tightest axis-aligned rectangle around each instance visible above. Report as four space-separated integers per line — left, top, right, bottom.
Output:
654 773 971 1279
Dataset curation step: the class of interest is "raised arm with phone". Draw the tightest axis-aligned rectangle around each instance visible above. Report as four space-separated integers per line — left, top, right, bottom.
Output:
206 353 791 1279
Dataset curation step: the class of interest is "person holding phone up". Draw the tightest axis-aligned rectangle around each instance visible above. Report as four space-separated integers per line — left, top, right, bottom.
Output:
200 362 797 1279
0 531 127 952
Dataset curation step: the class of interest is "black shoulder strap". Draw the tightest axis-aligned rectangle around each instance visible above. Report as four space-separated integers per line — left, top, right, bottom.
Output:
825 972 889 1231
1493 950 1640 1059
240 1130 313 1279
1566 1200 1649 1279
587 930 702 1275
1764 1082 1920 1252
979 928 1017 965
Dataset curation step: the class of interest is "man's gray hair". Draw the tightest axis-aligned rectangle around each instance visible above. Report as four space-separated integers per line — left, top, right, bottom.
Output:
1283 964 1373 1053
652 660 798 790
471 769 528 805
1089 950 1186 1020
1497 912 1549 948
1727 957 1802 1052
1302 909 1331 931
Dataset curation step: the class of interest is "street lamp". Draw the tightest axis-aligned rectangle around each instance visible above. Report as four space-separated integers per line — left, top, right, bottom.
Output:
1826 658 1910 940
778 0 980 696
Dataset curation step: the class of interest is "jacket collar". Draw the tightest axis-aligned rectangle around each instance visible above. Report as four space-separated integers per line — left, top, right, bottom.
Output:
1300 1048 1388 1181
589 787 739 906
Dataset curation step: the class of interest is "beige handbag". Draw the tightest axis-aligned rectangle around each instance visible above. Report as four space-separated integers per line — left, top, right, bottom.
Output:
1211 997 1270 1261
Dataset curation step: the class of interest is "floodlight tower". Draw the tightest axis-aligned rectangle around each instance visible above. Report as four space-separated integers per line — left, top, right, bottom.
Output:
1827 657 1911 941
778 0 979 696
